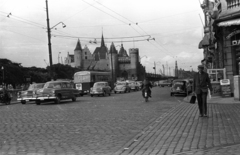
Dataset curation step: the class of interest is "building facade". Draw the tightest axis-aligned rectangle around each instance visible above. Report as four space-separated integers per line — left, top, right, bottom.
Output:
199 0 240 93
65 35 146 81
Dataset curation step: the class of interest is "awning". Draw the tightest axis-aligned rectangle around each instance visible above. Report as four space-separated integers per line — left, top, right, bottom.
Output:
218 18 240 27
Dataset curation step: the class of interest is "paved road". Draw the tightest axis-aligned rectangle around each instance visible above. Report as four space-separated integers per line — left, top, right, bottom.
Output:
0 87 181 155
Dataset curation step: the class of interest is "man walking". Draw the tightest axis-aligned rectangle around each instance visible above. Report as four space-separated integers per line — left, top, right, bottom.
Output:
193 65 212 117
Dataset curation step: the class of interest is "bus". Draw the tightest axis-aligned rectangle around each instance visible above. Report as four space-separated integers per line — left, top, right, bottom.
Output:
73 71 111 95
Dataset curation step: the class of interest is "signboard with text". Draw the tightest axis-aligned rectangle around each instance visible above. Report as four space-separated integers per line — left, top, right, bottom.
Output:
220 79 231 98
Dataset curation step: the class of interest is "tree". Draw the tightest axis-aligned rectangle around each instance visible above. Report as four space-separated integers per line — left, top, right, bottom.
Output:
49 64 81 80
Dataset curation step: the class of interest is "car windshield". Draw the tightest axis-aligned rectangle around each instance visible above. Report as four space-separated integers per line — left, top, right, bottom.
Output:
173 81 186 87
117 82 126 86
28 84 44 90
93 83 105 87
44 83 61 89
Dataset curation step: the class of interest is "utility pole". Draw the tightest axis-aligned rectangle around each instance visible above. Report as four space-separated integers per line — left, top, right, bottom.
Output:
46 0 53 80
1 66 4 85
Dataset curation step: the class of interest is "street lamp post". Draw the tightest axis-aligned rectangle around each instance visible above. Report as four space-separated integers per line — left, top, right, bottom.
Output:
46 0 66 80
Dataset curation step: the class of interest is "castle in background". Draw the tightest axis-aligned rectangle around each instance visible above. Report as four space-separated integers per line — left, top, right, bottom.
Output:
64 34 146 81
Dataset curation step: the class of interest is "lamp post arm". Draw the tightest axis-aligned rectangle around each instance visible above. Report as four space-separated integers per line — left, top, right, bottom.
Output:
50 22 65 29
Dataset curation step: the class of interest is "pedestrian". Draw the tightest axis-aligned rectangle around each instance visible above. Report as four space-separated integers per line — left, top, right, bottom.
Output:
193 65 213 117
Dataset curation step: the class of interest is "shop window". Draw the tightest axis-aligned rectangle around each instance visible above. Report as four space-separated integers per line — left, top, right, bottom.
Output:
226 0 240 9
207 69 226 83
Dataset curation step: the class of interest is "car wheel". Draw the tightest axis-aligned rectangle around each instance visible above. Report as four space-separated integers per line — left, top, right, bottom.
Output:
103 91 106 96
72 95 76 102
91 94 93 97
36 100 41 105
21 100 26 104
55 95 61 104
114 91 116 94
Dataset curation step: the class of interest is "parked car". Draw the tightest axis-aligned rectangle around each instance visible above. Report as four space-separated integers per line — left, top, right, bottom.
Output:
17 83 45 104
136 81 143 90
90 82 111 97
114 81 131 93
170 79 192 96
31 81 81 105
128 81 139 91
159 80 171 87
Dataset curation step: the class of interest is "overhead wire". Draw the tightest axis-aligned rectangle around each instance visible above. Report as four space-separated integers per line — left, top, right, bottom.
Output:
82 0 177 57
0 11 45 29
81 0 129 25
61 0 98 22
2 28 46 42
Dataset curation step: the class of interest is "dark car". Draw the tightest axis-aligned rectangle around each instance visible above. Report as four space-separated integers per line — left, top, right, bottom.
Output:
170 79 192 96
17 83 45 104
31 81 81 105
159 80 171 87
90 82 111 97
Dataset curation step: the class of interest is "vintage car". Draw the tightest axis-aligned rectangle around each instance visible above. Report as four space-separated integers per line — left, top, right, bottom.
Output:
90 82 111 97
17 83 45 104
159 80 171 87
128 81 139 91
114 81 131 93
170 79 192 96
31 81 81 105
136 81 143 90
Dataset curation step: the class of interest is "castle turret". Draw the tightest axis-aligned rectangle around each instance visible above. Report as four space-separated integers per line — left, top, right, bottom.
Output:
109 42 118 83
74 39 83 68
129 48 139 80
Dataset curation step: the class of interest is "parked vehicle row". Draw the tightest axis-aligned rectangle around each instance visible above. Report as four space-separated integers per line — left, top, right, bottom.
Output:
17 79 142 105
17 80 81 105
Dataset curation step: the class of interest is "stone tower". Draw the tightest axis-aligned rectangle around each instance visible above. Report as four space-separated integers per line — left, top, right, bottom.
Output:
129 48 139 80
74 39 83 68
109 42 118 82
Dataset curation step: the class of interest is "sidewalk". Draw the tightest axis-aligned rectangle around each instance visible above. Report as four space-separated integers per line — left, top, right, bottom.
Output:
184 95 240 104
115 96 240 155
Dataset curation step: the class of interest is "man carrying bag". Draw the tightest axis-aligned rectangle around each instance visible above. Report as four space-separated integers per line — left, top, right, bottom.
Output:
193 65 213 117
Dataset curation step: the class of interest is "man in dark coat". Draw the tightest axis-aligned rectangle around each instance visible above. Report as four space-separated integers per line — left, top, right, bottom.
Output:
193 65 212 117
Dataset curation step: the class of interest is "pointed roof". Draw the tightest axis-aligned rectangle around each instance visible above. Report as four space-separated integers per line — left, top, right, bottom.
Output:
74 39 82 51
109 42 118 54
118 44 128 57
101 33 105 47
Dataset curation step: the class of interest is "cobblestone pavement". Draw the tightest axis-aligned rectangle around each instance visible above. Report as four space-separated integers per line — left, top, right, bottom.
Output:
0 87 180 155
115 101 240 155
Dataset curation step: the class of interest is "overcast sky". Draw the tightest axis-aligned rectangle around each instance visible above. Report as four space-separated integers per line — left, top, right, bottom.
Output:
0 0 205 75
